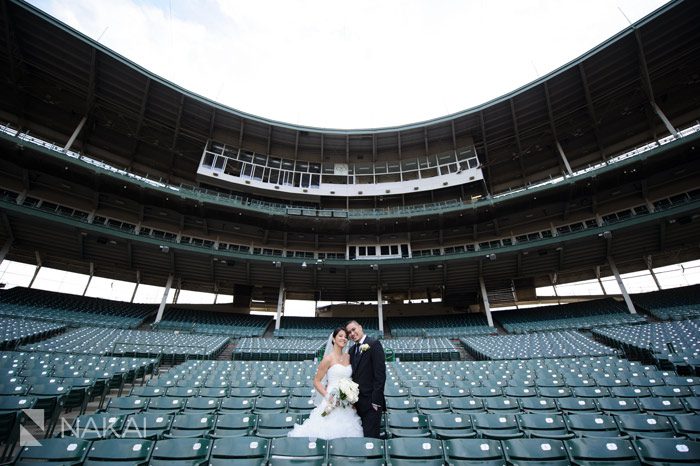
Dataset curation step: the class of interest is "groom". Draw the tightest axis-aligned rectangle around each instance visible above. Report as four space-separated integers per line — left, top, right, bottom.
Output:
346 320 386 439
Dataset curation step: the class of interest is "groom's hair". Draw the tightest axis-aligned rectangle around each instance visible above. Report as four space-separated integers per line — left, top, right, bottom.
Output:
345 319 360 329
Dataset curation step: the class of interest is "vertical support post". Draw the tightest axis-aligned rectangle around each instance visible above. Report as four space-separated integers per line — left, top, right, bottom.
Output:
64 116 88 151
83 262 94 296
479 276 494 327
652 102 679 139
595 266 607 295
608 257 637 314
173 278 182 304
154 274 174 323
275 282 285 330
0 238 12 265
556 141 573 176
28 251 42 289
645 255 662 291
130 271 140 303
377 287 384 335
550 273 561 305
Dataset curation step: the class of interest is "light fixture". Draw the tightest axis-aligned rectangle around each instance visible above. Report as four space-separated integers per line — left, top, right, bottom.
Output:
370 264 379 271
159 245 170 253
272 261 281 268
487 253 496 261
301 262 307 268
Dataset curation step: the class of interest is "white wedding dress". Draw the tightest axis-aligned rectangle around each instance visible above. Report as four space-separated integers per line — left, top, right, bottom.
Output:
287 363 363 439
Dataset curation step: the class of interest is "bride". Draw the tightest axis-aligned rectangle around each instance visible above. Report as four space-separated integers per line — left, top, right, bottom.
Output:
288 327 363 439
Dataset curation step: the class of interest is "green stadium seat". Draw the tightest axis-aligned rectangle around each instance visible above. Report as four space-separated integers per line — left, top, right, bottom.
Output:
130 386 167 398
440 387 470 398
256 413 301 439
519 397 558 413
471 413 523 440
443 438 505 465
219 397 254 413
616 414 676 439
502 439 569 466
386 397 416 412
14 437 91 466
83 438 154 466
610 386 652 398
416 397 450 414
638 397 688 415
287 396 316 414
211 413 256 438
385 437 444 466
64 413 128 440
268 437 327 466
516 413 573 440
669 414 700 441
557 397 599 414
148 438 211 466
164 413 215 438
105 396 148 414
253 397 287 414
651 386 693 398
328 437 384 466
682 397 700 414
483 396 520 413
386 412 431 438
596 398 640 415
209 436 269 466
183 397 220 413
121 413 173 440
384 386 410 398
633 438 700 465
565 438 639 466
146 396 186 415
564 413 625 438
572 387 610 398
449 397 485 414
427 413 476 439
229 387 260 398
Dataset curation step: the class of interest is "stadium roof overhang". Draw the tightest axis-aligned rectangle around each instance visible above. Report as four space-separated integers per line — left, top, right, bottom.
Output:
0 0 698 195
1 0 700 303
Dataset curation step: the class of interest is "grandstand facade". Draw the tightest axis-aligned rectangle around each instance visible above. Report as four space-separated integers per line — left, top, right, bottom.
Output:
0 1 699 463
0 0 697 322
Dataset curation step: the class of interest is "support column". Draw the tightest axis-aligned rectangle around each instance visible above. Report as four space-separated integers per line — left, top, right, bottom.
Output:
130 271 141 303
154 274 174 323
274 282 285 330
645 255 662 291
83 262 94 296
595 266 607 295
556 141 573 176
652 102 679 139
550 273 561 305
377 288 384 334
479 276 494 327
173 278 182 304
64 116 88 151
0 238 12 265
608 257 636 314
28 251 42 289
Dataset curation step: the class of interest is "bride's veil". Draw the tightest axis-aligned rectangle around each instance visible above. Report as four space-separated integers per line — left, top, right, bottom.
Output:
312 331 349 406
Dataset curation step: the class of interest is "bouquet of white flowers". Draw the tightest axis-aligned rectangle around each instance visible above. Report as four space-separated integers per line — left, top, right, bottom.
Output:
321 377 359 417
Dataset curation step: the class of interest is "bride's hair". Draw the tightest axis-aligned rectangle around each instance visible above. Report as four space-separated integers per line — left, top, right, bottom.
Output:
331 327 346 344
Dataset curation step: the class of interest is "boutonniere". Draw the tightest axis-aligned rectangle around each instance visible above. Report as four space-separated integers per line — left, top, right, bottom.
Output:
360 343 370 353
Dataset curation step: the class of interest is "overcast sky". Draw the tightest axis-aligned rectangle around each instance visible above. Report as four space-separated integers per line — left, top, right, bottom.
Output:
28 0 668 129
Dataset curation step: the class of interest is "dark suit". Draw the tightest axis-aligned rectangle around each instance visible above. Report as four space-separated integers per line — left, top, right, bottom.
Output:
350 336 386 438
